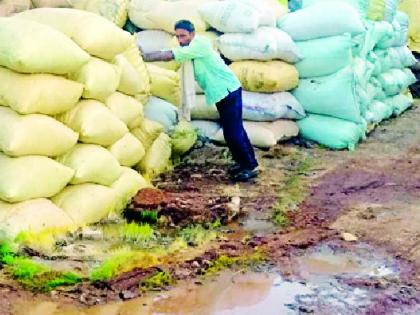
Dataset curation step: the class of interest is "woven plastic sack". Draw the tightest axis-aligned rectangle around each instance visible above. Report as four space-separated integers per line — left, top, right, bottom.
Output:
31 0 72 7
105 92 144 127
136 30 175 54
199 1 260 33
73 0 128 27
293 67 363 123
378 68 417 96
0 67 83 115
144 97 178 132
217 27 302 63
298 114 366 150
146 64 181 107
57 144 122 186
52 184 118 226
0 107 78 157
0 199 75 241
0 0 31 17
114 54 145 96
111 167 150 213
17 8 132 60
0 17 89 74
190 120 221 139
236 0 277 26
171 121 198 156
70 58 121 102
137 133 172 179
129 0 208 34
131 119 164 150
368 0 399 22
295 34 354 78
230 61 299 93
385 93 414 115
108 133 145 167
399 0 420 52
57 100 128 146
0 154 74 202
277 2 365 41
365 100 393 124
302 0 368 15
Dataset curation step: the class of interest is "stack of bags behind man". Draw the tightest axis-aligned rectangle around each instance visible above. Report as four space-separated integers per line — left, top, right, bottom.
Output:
0 9 170 248
278 0 417 150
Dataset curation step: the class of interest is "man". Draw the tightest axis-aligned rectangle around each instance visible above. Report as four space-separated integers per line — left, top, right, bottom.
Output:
142 20 258 182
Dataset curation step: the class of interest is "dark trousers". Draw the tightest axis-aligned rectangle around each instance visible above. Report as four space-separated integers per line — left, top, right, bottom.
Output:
216 88 258 170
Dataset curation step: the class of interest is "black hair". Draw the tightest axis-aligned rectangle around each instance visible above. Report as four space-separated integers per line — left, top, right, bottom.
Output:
174 20 195 33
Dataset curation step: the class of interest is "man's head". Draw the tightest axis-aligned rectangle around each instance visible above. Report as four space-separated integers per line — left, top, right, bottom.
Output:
174 20 195 47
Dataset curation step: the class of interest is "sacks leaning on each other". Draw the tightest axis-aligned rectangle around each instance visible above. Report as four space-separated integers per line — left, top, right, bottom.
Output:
57 100 128 146
378 68 417 97
0 67 83 115
137 133 172 179
293 67 364 123
365 100 393 124
230 61 299 93
17 8 132 60
69 58 121 103
190 120 221 139
144 97 179 132
277 2 365 41
191 92 305 121
214 120 299 148
57 144 122 186
105 92 144 127
111 167 151 213
129 0 209 34
146 64 181 107
114 54 144 96
216 27 302 63
131 119 164 150
399 0 420 52
0 199 75 241
0 17 89 74
0 154 74 203
0 107 78 157
171 121 198 156
73 0 128 27
385 93 414 116
298 114 366 150
136 30 175 54
199 0 261 33
52 184 118 227
108 133 145 167
295 34 354 78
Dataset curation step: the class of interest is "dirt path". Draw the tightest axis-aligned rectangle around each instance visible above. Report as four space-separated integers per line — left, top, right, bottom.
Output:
1 103 420 314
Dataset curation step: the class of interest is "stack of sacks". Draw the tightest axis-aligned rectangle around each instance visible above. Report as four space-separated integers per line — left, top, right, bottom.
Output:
0 10 165 245
30 0 128 27
280 1 417 150
190 0 303 149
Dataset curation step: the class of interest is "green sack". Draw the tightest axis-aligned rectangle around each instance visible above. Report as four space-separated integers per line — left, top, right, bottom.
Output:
365 100 393 124
298 114 366 150
384 93 413 116
295 34 354 78
171 121 198 156
292 67 363 123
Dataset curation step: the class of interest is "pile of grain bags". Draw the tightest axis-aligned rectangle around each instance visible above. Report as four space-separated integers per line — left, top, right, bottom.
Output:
190 0 304 149
0 9 170 244
280 0 417 150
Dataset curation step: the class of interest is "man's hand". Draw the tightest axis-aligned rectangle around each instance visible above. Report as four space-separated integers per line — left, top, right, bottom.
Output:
143 51 175 62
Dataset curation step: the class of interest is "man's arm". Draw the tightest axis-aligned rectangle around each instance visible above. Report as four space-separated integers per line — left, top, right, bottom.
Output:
142 50 174 62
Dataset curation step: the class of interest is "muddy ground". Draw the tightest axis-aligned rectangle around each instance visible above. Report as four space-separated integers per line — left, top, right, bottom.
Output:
1 102 420 315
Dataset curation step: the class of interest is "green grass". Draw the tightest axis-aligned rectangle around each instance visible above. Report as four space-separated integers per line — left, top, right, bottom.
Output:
179 225 217 246
204 252 265 277
139 271 173 290
120 223 155 244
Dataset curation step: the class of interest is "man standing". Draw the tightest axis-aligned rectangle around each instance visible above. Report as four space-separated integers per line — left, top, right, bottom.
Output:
142 20 258 182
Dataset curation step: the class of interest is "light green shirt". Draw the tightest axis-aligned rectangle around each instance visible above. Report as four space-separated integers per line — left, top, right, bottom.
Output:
172 36 241 105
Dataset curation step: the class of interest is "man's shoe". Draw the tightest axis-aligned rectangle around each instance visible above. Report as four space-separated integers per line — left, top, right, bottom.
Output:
227 164 242 176
231 169 259 182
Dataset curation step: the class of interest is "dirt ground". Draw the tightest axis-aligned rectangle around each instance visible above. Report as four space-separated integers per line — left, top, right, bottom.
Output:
1 102 420 314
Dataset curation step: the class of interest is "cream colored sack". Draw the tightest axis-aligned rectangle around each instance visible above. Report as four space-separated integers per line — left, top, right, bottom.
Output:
147 63 181 107
129 0 208 34
0 67 83 115
137 133 172 179
121 39 151 98
105 92 144 126
17 8 132 60
0 199 75 241
57 100 128 146
73 0 128 27
31 0 72 7
111 167 151 213
0 107 78 157
0 154 74 203
230 61 299 93
0 17 89 74
115 54 144 96
0 0 31 17
57 144 122 186
131 118 164 150
70 58 121 102
108 133 145 167
52 184 118 226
